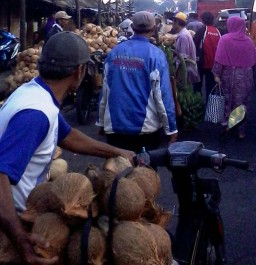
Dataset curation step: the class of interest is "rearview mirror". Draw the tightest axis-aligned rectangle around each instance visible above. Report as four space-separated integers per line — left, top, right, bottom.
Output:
228 105 246 129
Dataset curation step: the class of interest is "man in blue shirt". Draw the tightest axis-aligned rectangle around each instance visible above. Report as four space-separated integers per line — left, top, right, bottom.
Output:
0 31 134 265
97 11 178 153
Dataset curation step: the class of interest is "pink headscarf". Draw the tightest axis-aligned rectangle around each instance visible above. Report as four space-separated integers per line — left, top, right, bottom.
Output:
215 16 256 67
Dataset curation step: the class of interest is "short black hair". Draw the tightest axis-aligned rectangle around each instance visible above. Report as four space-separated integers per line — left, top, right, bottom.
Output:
200 12 214 26
38 62 80 80
189 13 198 19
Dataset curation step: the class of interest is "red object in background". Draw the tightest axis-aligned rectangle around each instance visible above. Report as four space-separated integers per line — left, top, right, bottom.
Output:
197 0 236 19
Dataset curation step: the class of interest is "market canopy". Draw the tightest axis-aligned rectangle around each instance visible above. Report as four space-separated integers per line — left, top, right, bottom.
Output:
40 0 98 9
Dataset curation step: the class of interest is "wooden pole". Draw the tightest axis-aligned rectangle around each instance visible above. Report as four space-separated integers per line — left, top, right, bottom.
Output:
98 0 101 26
75 0 80 28
20 0 26 51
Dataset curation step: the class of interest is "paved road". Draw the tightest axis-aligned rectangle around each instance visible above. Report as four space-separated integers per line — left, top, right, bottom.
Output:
0 64 255 263
61 90 256 265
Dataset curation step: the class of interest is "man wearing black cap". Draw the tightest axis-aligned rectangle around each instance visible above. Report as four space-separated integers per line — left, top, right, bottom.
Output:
0 31 134 265
97 11 178 153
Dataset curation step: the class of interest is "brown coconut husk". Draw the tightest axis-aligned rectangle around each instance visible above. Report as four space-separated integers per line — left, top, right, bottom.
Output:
103 156 132 174
102 178 145 221
32 212 69 260
67 226 106 265
144 223 172 265
112 221 164 265
0 229 20 264
127 167 161 203
84 163 105 194
141 202 172 228
50 173 95 220
21 182 61 223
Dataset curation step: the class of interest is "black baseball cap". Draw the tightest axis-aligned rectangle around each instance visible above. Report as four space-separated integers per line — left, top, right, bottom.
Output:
39 31 90 67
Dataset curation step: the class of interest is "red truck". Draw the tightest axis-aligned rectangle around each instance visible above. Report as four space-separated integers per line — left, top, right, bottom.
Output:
197 0 236 19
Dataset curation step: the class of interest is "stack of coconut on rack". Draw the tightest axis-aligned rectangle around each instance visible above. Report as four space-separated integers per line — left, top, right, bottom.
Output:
4 45 42 94
0 155 173 265
77 23 119 54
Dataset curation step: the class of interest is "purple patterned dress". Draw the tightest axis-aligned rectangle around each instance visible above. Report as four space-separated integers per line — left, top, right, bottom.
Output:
212 62 254 124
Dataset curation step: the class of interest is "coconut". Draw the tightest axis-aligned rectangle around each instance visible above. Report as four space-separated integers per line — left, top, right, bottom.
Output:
27 48 36 56
50 173 95 219
141 202 172 228
103 156 132 175
145 223 172 265
67 226 106 265
127 167 161 203
31 54 39 63
20 182 61 223
0 229 20 264
29 62 37 71
90 27 97 35
84 163 105 194
32 212 69 259
102 178 145 220
85 23 94 32
53 146 63 160
112 221 163 265
49 158 68 181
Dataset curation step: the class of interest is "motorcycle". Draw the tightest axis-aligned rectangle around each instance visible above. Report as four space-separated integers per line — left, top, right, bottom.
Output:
0 29 20 71
61 51 106 125
134 105 250 265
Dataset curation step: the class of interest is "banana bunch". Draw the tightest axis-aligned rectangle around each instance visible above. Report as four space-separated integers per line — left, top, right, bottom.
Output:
178 87 204 129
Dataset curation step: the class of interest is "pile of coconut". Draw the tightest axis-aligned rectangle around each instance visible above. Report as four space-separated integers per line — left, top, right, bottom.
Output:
75 23 118 54
0 155 173 265
4 44 42 93
150 29 195 47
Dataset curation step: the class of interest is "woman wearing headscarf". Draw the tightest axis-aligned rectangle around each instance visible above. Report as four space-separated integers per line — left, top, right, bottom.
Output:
212 16 256 139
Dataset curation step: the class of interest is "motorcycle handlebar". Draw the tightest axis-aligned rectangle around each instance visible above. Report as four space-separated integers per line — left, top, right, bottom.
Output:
135 146 249 171
223 158 249 170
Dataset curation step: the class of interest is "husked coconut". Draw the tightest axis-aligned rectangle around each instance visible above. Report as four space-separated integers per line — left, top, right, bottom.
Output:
21 182 61 223
32 212 69 259
84 163 105 194
68 226 106 265
145 223 172 265
49 158 68 181
112 221 163 265
103 156 132 174
102 178 145 220
127 167 161 203
141 202 172 228
53 146 63 160
0 229 20 264
50 173 95 219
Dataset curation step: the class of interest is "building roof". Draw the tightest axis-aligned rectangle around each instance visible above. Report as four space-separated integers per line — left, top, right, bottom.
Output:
41 0 98 9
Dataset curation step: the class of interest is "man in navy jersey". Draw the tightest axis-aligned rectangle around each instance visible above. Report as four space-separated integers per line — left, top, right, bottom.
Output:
0 31 134 265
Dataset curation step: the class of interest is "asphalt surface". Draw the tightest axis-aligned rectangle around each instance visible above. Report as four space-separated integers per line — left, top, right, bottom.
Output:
61 89 256 265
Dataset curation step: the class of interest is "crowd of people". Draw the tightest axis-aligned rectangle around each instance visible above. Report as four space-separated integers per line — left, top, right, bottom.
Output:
0 7 255 265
